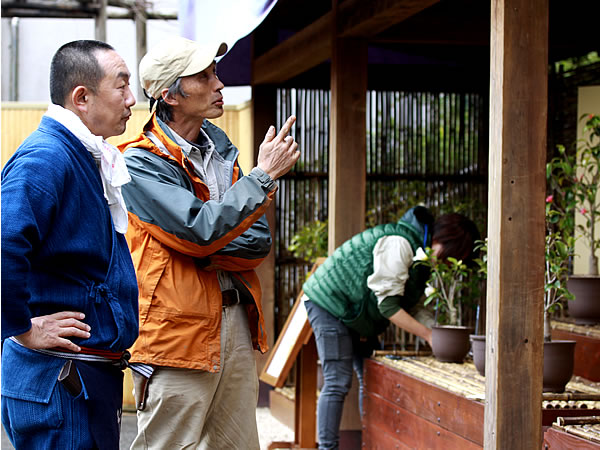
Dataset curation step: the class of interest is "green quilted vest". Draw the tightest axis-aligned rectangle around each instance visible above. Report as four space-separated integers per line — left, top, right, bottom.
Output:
303 210 431 337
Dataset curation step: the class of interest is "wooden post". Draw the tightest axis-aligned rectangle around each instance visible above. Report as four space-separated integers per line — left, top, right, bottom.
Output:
328 0 367 252
485 0 548 448
295 335 317 448
252 85 278 371
94 0 107 42
134 1 147 101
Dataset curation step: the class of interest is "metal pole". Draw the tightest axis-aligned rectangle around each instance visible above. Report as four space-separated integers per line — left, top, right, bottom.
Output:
10 17 20 101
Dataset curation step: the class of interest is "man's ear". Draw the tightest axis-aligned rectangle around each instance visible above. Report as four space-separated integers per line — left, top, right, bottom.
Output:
70 85 89 113
161 88 178 106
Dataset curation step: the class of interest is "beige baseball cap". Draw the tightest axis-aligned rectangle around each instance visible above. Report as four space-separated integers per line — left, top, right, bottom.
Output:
139 36 228 100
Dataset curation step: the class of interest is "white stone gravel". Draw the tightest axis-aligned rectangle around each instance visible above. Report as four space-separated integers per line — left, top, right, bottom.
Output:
257 406 295 450
2 407 293 449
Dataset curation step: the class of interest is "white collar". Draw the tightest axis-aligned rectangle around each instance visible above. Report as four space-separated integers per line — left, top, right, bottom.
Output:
44 104 131 234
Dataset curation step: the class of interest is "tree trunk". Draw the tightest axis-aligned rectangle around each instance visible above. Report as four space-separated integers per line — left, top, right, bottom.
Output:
544 312 552 342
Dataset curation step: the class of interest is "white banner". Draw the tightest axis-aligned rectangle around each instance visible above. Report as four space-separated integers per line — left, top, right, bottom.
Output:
179 0 278 54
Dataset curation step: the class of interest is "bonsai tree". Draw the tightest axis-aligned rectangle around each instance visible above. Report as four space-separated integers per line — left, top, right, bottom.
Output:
547 113 600 275
414 246 481 327
543 230 575 341
544 198 576 341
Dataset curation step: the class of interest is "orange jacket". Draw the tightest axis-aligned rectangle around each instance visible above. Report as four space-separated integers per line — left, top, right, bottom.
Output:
118 114 275 371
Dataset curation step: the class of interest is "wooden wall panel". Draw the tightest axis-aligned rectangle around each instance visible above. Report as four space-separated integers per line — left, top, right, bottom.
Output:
1 102 253 171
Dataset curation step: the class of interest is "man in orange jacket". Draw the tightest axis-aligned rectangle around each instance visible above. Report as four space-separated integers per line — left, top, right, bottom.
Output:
119 36 299 449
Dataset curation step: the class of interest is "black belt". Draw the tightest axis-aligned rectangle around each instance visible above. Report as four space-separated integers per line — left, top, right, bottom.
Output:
221 289 242 307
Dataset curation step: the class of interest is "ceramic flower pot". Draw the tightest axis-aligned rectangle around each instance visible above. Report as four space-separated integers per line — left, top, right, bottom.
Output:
469 334 486 376
463 336 575 391
567 275 600 325
543 340 576 393
431 325 472 363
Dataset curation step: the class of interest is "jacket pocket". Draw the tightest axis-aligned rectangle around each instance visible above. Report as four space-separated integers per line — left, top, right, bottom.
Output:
1 341 69 432
2 384 65 434
137 240 169 326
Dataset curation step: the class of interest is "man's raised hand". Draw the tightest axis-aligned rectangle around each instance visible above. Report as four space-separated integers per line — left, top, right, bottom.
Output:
257 115 300 180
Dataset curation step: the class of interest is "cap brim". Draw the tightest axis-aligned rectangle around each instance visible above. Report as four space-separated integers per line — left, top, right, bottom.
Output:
180 42 228 78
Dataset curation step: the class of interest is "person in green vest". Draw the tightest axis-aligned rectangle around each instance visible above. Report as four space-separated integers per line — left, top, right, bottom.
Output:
301 206 480 449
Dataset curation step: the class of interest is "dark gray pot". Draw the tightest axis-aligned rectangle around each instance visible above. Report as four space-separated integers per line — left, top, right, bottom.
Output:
431 325 472 363
543 340 576 393
567 275 600 325
470 334 486 376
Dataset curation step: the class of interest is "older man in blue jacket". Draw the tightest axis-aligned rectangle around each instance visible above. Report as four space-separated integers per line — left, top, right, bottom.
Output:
1 40 139 449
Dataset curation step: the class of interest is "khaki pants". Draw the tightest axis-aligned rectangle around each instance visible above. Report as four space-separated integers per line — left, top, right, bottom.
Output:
130 304 260 449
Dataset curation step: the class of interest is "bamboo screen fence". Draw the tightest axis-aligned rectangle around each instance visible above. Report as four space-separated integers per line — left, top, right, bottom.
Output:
274 88 489 338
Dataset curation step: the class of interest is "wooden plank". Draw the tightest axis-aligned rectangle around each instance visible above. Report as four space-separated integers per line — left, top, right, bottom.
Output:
259 259 324 387
362 426 413 449
253 0 440 85
328 31 367 250
365 358 484 445
363 392 482 449
485 0 548 448
252 13 331 85
295 335 317 448
543 427 600 449
552 328 600 382
338 0 440 38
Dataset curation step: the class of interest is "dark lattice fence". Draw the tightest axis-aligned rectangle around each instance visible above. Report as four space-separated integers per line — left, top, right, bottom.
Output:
365 91 488 229
275 89 330 332
273 88 489 339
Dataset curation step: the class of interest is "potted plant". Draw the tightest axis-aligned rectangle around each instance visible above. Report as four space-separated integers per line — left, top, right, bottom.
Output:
547 113 600 324
467 225 577 391
542 204 577 392
469 239 488 375
415 247 480 363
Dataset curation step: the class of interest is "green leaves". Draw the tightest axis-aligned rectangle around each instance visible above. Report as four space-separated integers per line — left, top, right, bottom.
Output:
287 220 328 263
415 246 484 326
546 113 600 275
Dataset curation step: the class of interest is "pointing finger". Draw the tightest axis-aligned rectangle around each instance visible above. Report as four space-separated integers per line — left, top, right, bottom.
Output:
262 125 276 144
276 115 296 141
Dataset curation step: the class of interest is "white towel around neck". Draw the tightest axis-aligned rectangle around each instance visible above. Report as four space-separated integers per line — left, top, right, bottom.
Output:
44 104 131 234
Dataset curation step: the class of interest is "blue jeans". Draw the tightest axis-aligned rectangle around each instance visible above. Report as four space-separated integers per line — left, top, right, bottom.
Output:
304 300 365 450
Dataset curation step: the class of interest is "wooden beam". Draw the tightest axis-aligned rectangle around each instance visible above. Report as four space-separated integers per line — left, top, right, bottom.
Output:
485 0 548 448
252 12 331 85
253 0 438 85
338 0 439 38
328 32 367 250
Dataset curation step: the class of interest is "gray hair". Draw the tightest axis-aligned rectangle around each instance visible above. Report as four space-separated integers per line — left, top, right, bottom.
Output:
155 78 189 123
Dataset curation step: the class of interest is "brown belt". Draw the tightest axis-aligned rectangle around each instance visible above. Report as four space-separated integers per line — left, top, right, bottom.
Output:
221 289 241 307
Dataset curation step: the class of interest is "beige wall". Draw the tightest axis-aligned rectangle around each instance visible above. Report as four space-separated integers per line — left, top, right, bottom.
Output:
573 86 600 274
1 101 253 172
